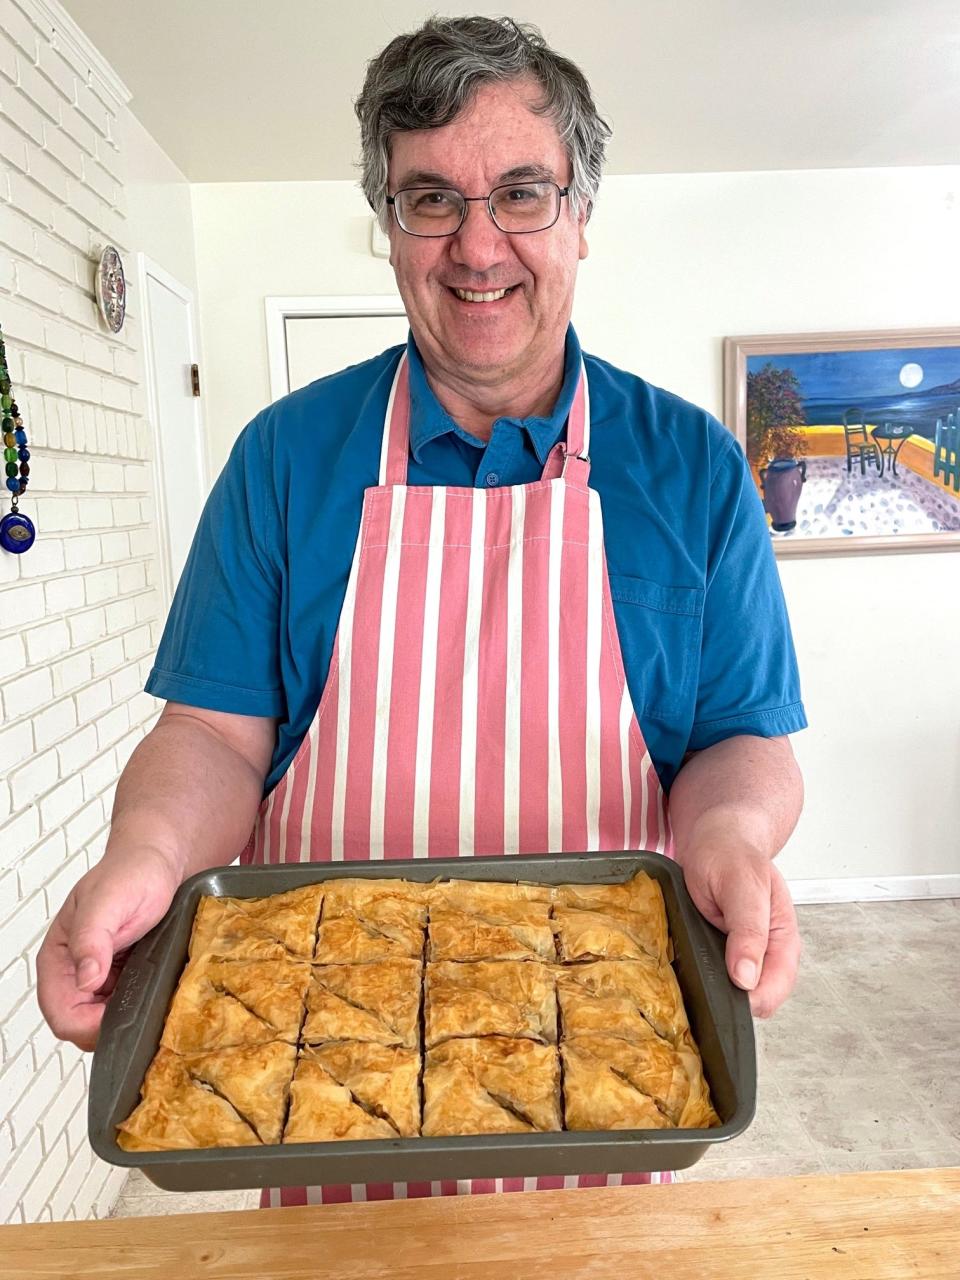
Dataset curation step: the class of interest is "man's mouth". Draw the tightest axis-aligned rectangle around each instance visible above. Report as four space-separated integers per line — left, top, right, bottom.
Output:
450 285 518 303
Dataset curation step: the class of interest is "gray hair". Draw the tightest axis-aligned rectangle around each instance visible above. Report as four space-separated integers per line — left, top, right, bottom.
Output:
355 15 612 232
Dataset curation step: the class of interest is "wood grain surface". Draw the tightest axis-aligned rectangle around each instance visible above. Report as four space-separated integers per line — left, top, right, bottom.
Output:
2 1168 957 1280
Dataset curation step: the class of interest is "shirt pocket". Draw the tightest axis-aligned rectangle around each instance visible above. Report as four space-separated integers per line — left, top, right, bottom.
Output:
607 573 704 722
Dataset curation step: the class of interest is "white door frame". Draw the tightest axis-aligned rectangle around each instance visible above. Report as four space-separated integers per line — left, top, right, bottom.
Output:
136 253 209 611
264 294 405 402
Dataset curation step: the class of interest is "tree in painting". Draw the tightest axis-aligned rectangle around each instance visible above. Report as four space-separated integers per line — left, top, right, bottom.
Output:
746 363 808 466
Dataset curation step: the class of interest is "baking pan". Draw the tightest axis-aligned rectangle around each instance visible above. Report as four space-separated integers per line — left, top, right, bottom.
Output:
89 852 756 1191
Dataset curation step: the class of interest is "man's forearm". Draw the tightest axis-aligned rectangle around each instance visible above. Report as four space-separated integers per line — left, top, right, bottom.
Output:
102 714 268 883
668 734 803 864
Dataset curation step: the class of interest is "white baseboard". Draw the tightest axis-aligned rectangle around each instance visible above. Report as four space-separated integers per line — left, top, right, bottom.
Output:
787 874 960 905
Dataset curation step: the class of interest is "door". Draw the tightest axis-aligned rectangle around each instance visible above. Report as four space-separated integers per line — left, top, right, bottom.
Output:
137 255 208 610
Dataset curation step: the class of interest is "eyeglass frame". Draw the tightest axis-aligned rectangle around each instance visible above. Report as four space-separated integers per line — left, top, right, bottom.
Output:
385 181 570 238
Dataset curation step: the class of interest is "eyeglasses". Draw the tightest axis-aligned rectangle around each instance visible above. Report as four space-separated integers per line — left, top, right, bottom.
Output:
387 181 569 237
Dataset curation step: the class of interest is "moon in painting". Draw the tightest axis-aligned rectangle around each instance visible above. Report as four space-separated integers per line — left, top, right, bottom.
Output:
899 362 924 388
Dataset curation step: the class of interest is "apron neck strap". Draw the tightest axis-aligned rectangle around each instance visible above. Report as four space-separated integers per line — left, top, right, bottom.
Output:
378 353 591 486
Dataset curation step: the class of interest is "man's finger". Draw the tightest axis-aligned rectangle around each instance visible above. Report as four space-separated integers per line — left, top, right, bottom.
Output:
749 868 802 1018
719 860 772 993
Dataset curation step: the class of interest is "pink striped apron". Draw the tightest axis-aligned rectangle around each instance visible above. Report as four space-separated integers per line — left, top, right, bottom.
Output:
244 353 673 1204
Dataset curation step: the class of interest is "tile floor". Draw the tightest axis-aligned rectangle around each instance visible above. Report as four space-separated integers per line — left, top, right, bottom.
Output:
110 898 960 1217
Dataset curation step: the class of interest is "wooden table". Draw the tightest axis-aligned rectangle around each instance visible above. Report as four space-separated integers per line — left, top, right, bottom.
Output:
2 1168 958 1280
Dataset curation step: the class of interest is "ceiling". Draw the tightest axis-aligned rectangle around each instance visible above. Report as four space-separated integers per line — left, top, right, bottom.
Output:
58 0 960 182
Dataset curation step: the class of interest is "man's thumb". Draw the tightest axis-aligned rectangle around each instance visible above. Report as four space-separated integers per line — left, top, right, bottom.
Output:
721 868 771 992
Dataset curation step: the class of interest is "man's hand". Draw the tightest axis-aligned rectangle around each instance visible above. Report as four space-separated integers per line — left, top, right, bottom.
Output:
677 837 801 1019
36 846 182 1052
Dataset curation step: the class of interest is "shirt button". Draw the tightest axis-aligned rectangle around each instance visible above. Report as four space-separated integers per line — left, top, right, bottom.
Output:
485 471 500 487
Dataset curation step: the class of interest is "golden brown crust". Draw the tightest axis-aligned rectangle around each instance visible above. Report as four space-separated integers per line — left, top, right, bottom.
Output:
552 872 669 963
427 906 555 962
180 1041 296 1144
116 1047 262 1150
561 1033 700 1130
428 879 552 913
305 1042 420 1137
425 960 556 1047
314 915 423 963
555 957 689 1045
302 958 421 1049
188 884 323 961
160 956 311 1054
423 1038 561 1135
321 878 428 927
283 1052 400 1143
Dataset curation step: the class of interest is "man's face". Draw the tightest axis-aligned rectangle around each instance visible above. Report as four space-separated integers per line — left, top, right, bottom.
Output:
386 78 589 388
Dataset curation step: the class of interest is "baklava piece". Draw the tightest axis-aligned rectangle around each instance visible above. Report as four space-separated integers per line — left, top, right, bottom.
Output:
160 955 311 1054
562 1032 713 1130
552 872 669 964
427 880 556 963
425 960 556 1047
283 1048 407 1142
302 958 421 1049
305 1042 420 1137
314 877 426 963
423 1037 561 1135
555 957 690 1045
117 1047 263 1150
188 883 323 961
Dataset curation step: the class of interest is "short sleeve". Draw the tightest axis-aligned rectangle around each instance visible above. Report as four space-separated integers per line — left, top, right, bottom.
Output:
145 415 286 717
687 439 807 750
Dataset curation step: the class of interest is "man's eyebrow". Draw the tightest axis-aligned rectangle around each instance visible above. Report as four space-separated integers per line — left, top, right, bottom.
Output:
393 164 558 190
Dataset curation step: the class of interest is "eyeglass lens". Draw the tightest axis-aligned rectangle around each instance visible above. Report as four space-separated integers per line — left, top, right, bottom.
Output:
394 182 561 236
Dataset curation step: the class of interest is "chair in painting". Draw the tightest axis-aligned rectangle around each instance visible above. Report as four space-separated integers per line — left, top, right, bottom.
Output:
841 407 881 476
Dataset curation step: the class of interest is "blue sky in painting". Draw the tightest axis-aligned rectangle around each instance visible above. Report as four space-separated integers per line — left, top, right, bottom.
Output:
746 347 960 399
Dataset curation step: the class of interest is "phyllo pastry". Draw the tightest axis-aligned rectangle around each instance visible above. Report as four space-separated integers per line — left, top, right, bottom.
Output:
302 958 421 1049
428 879 552 912
314 879 426 963
117 1047 263 1150
552 872 669 964
304 1042 420 1137
283 1047 411 1142
562 1032 716 1131
423 1037 561 1135
187 899 296 964
161 956 311 1054
188 883 323 961
555 957 689 1045
426 882 556 963
425 960 557 1047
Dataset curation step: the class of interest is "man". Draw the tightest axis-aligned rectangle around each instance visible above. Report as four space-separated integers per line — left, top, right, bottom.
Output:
38 15 805 1194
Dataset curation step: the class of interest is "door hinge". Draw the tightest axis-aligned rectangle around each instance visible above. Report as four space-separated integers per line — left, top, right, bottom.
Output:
190 363 201 397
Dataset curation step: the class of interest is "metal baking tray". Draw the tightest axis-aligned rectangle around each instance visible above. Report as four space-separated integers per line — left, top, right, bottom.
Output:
89 852 756 1191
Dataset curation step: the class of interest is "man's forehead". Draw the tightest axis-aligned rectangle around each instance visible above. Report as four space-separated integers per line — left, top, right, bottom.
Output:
393 161 560 189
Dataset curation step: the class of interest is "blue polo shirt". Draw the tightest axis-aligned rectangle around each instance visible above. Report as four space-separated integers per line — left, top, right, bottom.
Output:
146 327 806 795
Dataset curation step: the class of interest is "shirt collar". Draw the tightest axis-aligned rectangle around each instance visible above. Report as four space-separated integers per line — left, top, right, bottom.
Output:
406 325 583 466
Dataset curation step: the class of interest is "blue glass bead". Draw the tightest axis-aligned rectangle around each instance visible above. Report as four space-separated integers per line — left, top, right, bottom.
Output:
0 511 36 553
19 448 30 462
14 429 27 445
6 476 19 493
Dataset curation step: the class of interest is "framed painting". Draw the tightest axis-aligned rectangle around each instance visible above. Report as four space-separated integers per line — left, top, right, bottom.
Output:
723 328 960 556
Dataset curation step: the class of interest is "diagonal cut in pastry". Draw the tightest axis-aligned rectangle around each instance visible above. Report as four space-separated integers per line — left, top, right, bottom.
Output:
302 958 421 1049
305 1042 420 1137
423 1037 561 1135
321 878 428 929
188 899 298 964
427 905 555 962
178 1040 297 1144
552 872 669 963
561 1032 708 1130
161 956 311 1054
552 904 667 965
555 957 690 1045
283 1049 402 1143
425 960 557 1047
314 914 423 963
116 1047 262 1150
188 883 324 961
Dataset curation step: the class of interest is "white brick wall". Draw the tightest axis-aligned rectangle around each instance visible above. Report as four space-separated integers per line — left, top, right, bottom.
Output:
1 0 162 1225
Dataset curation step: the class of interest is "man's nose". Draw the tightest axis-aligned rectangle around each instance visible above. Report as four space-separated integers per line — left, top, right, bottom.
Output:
448 200 510 273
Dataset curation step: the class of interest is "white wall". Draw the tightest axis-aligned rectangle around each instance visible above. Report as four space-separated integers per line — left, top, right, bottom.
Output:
0 0 197 1224
193 166 960 891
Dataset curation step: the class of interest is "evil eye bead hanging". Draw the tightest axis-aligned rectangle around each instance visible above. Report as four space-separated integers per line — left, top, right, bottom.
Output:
0 324 36 554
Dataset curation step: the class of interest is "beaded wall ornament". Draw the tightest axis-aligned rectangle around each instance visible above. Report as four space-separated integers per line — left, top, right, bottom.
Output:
0 323 36 554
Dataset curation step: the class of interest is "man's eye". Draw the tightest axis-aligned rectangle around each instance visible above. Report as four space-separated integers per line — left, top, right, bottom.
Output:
505 186 538 202
414 191 455 210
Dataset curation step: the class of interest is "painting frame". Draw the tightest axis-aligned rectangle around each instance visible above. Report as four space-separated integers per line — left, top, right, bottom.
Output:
723 327 960 557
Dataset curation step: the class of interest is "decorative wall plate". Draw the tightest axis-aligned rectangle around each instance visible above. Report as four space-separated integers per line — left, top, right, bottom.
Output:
95 244 126 333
